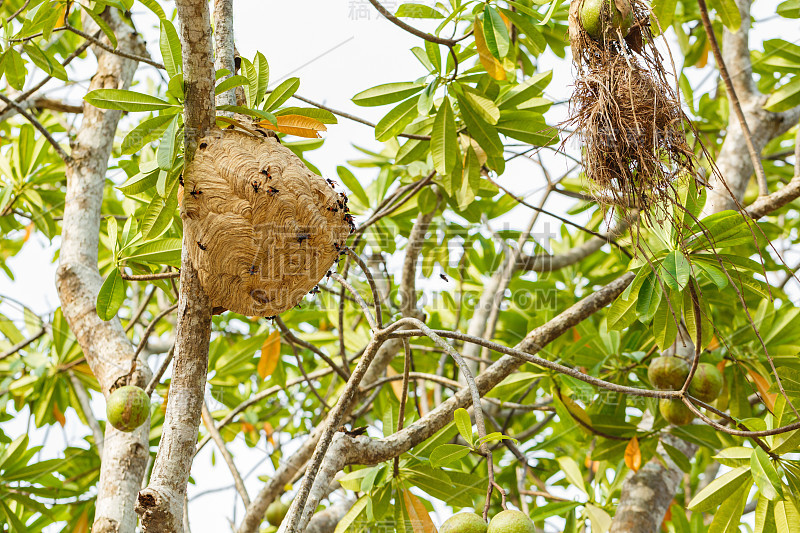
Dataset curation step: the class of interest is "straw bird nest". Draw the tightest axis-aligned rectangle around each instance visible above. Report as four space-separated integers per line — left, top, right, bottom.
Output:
182 129 354 317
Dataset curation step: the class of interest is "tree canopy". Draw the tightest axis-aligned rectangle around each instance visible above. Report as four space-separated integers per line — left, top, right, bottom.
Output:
1 0 800 532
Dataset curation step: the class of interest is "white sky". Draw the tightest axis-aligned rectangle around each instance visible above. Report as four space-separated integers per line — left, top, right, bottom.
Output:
0 0 796 531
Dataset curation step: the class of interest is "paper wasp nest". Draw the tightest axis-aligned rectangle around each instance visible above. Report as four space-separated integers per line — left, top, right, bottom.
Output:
182 129 353 316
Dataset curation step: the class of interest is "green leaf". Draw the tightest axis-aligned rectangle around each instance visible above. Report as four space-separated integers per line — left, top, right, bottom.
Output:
429 443 471 467
708 0 742 31
765 77 800 112
3 49 27 91
651 0 678 32
636 272 662 322
215 74 249 96
708 484 748 533
160 20 182 78
375 96 420 141
556 456 587 495
395 4 444 18
458 85 500 125
751 447 783 501
777 0 800 18
352 82 425 107
156 116 178 171
688 465 752 512
653 289 681 351
263 77 300 112
23 43 67 81
607 294 638 331
336 166 369 206
333 495 368 533
254 52 270 106
663 441 692 473
454 408 473 446
483 6 510 59
84 89 176 112
0 499 27 533
662 251 691 290
455 92 505 172
97 268 125 321
431 96 458 176
756 497 778 533
714 447 754 467
774 500 800 532
140 177 179 241
139 0 166 19
496 110 557 146
122 114 177 155
82 5 118 49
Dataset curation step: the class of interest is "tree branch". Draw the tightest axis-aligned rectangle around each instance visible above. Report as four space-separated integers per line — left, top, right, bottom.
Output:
136 1 216 530
54 9 151 533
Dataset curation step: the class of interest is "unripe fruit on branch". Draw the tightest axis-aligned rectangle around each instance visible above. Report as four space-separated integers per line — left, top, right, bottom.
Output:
688 363 723 403
266 501 290 527
487 510 536 533
106 385 150 432
659 399 695 426
648 356 690 390
440 512 488 533
579 0 634 40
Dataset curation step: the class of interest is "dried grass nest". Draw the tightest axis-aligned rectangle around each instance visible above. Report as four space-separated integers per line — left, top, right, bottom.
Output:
182 128 354 317
564 0 699 218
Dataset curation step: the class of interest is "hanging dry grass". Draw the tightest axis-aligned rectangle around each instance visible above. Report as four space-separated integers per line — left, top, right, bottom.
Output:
182 129 353 317
564 0 699 219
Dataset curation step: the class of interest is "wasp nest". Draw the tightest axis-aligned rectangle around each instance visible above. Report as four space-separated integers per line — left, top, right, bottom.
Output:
182 129 354 317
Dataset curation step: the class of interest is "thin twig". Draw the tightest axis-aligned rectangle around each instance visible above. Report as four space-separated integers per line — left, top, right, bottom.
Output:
696 0 768 196
145 345 175 396
393 339 412 477
125 285 157 334
128 304 178 379
0 326 46 362
366 0 458 46
121 271 181 281
0 92 72 163
343 248 383 329
201 402 251 506
330 272 378 330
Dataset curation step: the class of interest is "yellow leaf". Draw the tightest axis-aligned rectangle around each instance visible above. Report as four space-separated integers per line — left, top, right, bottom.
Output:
23 223 33 242
402 490 438 533
624 436 641 472
473 19 505 81
748 370 776 413
386 366 405 401
264 421 275 446
255 115 327 138
459 134 487 166
561 395 592 430
258 330 281 379
53 403 66 427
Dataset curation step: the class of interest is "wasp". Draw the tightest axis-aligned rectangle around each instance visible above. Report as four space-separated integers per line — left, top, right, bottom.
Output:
333 242 341 252
325 270 332 278
248 265 258 275
267 186 279 196
326 178 337 188
309 285 320 295
326 206 339 213
265 315 276 320
199 142 208 150
261 169 272 180
440 273 449 282
343 214 356 233
251 181 260 193
179 174 184 186
189 187 202 198
338 425 368 437
196 241 207 251
297 233 310 244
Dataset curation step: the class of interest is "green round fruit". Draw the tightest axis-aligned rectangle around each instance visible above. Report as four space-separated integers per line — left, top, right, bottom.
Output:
106 385 150 432
487 510 535 533
441 512 488 533
648 357 690 391
689 363 723 403
266 501 290 527
579 0 634 41
659 399 695 426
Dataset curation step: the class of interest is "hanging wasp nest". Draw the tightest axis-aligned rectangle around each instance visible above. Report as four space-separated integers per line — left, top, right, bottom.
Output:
564 0 701 222
182 128 354 317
